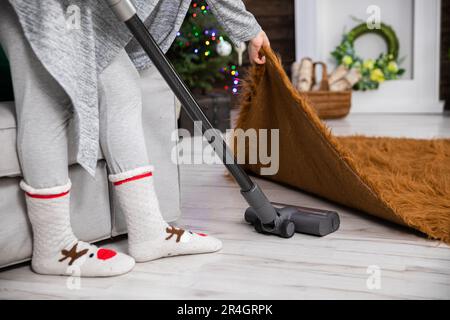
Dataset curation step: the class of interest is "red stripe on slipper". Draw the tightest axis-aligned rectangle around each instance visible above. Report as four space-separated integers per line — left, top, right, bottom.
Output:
113 172 153 186
25 190 70 199
197 233 208 237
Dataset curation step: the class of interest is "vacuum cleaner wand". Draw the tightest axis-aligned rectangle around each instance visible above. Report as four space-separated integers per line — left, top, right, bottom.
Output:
106 0 340 238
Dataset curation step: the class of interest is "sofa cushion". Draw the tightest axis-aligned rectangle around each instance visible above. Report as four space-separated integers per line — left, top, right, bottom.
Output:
0 101 103 178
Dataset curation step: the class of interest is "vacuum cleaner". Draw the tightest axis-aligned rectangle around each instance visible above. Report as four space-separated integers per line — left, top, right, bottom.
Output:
106 0 340 238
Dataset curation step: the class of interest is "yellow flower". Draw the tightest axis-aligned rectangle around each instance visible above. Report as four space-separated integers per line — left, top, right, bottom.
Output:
363 59 375 70
342 55 353 66
387 61 399 73
370 68 385 83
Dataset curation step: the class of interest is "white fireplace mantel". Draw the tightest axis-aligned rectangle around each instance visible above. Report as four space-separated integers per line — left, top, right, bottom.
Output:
295 0 444 113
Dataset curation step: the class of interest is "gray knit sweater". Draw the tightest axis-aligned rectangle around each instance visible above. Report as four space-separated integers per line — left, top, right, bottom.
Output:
9 0 261 175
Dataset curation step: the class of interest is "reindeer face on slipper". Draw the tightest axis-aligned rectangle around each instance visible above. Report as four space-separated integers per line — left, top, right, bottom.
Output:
59 242 118 266
165 226 208 244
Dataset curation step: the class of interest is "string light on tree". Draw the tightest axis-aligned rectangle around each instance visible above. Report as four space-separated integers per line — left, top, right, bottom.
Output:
220 65 240 95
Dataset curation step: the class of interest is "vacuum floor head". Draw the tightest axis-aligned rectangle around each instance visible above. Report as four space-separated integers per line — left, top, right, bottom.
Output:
245 202 340 238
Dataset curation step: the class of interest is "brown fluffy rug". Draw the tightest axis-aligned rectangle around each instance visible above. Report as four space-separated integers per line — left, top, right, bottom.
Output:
234 48 450 243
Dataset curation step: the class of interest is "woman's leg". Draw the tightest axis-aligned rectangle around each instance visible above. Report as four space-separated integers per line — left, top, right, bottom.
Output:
99 50 222 262
0 4 134 276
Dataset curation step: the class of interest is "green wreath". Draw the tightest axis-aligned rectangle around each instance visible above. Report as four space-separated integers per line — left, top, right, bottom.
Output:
331 22 405 91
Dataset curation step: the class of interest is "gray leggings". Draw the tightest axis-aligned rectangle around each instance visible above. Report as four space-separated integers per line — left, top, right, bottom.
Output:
0 7 149 189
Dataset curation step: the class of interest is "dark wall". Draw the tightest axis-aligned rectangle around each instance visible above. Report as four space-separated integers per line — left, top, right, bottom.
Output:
244 0 296 74
441 0 450 110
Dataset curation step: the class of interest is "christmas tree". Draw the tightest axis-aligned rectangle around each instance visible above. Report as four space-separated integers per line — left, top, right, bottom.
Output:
167 0 240 95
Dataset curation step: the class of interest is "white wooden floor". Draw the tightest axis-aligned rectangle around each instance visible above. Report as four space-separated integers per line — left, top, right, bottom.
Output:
0 114 449 300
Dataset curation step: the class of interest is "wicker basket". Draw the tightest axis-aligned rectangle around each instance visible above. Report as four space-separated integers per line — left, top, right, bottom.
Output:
302 62 352 119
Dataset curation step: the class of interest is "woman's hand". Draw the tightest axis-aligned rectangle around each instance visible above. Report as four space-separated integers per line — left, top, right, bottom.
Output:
248 30 271 64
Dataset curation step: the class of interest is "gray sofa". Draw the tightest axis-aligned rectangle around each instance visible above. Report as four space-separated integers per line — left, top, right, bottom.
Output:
0 66 181 268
